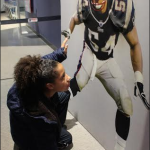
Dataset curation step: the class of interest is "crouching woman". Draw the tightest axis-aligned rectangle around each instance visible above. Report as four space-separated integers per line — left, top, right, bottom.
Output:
7 39 72 150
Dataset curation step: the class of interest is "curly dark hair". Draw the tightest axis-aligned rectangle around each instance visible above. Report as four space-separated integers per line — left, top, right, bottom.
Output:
14 55 59 109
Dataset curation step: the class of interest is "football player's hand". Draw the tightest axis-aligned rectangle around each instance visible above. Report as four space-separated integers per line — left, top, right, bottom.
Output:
61 29 71 39
61 38 68 55
134 71 150 110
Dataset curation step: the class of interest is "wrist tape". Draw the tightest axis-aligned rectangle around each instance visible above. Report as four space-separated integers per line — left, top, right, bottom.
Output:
135 71 143 83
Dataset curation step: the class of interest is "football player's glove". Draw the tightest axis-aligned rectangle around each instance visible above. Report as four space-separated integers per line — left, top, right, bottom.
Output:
134 71 150 110
61 29 71 39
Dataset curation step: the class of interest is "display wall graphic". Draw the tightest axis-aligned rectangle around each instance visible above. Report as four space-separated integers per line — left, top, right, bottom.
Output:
24 0 33 13
61 0 149 150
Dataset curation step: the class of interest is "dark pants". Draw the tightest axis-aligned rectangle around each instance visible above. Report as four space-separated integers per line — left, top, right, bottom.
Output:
14 128 72 150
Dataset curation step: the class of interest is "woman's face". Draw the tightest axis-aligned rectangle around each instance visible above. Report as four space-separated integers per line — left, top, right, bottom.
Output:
53 63 70 92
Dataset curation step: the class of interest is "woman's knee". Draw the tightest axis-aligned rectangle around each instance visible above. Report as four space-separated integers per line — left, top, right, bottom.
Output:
59 128 72 144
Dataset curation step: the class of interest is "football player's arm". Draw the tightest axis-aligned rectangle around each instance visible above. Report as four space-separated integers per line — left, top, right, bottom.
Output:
124 26 150 110
69 12 81 33
61 12 81 39
124 26 143 73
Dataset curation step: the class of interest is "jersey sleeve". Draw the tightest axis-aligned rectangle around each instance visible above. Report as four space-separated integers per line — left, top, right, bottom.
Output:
77 0 90 23
110 0 135 35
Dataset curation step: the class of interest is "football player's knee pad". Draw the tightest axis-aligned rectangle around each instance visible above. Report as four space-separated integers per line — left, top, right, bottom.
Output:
119 86 133 116
75 64 92 90
75 43 97 90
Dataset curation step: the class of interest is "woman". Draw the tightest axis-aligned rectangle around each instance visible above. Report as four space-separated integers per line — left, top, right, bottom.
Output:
7 39 72 150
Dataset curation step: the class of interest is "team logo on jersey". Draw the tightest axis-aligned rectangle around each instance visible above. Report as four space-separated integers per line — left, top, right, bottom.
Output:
97 26 104 32
97 20 104 32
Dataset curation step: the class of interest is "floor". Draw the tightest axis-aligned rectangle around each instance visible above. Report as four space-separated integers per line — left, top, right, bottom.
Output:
1 12 105 150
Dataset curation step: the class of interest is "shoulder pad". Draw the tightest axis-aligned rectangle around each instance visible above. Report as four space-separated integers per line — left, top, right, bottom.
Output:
110 0 135 34
77 0 90 23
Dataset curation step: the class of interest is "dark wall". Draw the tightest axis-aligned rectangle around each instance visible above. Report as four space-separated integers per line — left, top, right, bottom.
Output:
25 0 61 48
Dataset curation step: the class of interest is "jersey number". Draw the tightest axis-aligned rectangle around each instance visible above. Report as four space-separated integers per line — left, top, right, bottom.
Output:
101 35 116 55
88 28 99 52
115 0 126 12
88 28 116 55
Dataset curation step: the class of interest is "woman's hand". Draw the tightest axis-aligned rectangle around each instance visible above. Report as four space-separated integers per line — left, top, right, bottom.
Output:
61 38 69 55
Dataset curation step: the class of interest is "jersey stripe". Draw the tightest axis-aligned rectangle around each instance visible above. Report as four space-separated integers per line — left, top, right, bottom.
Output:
123 0 133 29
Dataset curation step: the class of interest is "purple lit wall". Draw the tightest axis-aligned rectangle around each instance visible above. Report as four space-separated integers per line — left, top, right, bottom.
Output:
25 0 61 48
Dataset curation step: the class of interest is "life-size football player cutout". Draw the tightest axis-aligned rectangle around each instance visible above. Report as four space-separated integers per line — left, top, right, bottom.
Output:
62 0 149 149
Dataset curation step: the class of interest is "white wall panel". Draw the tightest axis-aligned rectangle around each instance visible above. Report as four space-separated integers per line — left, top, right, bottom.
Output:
61 0 149 150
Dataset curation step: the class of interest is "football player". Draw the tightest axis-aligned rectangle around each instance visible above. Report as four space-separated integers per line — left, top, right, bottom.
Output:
62 0 149 150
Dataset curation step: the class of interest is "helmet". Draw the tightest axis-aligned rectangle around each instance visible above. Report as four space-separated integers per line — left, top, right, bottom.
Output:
90 0 107 12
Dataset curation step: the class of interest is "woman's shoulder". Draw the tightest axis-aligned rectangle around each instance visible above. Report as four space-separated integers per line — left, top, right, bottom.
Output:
7 83 23 114
57 91 71 100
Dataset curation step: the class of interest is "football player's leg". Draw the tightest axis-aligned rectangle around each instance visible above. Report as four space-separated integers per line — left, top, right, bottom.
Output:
114 109 130 150
96 58 133 150
69 43 96 97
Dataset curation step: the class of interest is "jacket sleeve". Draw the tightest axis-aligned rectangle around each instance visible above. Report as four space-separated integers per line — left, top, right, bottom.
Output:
7 84 23 115
42 47 67 63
